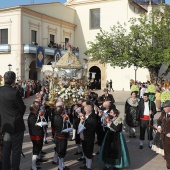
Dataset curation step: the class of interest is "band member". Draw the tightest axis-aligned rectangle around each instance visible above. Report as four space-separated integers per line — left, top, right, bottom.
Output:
96 101 111 154
79 105 97 170
137 93 157 149
71 99 83 142
157 100 170 169
74 103 83 155
54 107 71 170
28 105 44 170
52 102 64 165
98 109 130 170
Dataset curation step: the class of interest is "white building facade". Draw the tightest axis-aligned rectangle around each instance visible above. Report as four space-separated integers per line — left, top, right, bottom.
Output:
0 0 164 90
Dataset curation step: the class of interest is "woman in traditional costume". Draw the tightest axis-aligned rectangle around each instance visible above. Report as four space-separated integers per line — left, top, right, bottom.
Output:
124 80 140 137
98 109 130 170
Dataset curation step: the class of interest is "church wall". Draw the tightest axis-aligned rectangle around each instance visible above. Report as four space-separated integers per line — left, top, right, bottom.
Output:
106 65 150 91
26 3 75 24
69 0 150 90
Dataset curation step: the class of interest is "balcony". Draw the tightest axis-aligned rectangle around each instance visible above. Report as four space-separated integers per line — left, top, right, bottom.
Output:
23 44 79 58
44 47 55 55
24 44 37 53
0 44 11 53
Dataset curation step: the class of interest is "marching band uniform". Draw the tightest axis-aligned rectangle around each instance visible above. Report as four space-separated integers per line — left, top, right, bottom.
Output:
28 107 44 170
54 108 71 170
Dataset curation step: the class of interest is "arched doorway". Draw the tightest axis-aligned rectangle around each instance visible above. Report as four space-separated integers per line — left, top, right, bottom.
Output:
89 66 101 89
29 60 37 80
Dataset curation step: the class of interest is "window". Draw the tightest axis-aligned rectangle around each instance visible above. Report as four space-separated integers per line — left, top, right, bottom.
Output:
0 29 8 44
50 34 55 43
31 30 37 43
90 9 100 29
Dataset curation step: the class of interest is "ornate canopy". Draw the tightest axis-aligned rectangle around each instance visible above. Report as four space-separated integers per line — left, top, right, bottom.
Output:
56 49 83 69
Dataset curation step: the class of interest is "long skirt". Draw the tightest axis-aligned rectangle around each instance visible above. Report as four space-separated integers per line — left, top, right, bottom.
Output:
98 132 130 168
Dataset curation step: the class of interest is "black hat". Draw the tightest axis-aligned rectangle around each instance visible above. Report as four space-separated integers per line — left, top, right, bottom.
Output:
162 100 170 108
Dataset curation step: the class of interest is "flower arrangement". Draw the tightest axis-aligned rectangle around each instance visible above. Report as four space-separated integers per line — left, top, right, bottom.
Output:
49 84 85 104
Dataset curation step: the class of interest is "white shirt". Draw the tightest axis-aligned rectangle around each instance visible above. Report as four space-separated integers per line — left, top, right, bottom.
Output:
140 88 146 98
101 110 108 126
144 101 149 116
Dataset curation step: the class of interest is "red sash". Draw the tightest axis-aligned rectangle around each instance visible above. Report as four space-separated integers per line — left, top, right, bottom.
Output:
140 115 150 121
30 135 43 141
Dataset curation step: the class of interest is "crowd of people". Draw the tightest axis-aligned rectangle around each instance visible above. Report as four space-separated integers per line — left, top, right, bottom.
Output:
1 71 170 170
125 80 170 169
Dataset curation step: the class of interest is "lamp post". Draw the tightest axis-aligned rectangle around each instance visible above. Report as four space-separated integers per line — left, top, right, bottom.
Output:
134 65 138 83
8 64 12 71
83 58 90 100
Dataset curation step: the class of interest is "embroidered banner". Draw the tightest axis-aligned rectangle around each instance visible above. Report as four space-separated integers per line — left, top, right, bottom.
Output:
36 46 44 68
54 49 62 62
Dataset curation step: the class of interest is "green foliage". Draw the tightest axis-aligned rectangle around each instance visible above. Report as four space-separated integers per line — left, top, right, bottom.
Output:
85 5 170 81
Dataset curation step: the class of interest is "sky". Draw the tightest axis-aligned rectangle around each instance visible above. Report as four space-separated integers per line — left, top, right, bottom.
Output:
0 0 66 8
0 0 170 8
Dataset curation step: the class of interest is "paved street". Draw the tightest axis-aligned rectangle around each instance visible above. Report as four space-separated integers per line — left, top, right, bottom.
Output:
20 90 167 170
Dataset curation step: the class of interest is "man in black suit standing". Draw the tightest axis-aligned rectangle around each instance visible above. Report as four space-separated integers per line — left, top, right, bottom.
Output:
79 105 97 170
0 71 26 170
137 93 156 149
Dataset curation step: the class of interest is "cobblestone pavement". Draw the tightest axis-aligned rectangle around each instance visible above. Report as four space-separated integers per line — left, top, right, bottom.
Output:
20 90 167 170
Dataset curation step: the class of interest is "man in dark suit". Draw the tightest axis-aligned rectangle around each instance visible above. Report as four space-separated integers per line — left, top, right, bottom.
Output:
137 93 156 149
102 88 115 103
79 105 97 170
0 71 26 170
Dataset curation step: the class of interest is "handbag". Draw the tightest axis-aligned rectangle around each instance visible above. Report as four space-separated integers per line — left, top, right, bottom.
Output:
61 120 73 133
35 115 48 127
77 123 86 134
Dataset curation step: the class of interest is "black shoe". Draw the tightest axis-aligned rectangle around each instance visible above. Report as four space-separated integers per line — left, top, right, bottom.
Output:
77 158 85 161
44 141 48 144
95 151 100 155
139 145 143 149
129 135 132 138
36 158 48 163
74 151 82 155
149 145 152 149
79 165 87 169
94 141 98 144
52 161 58 165
87 169 91 170
103 167 110 170
40 151 47 155
31 167 41 170
69 139 75 141
133 134 136 138
63 166 70 170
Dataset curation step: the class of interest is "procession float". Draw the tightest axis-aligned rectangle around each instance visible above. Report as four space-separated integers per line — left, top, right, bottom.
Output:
45 46 89 108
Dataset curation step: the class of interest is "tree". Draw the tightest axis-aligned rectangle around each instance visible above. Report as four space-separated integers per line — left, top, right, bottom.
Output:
85 5 170 83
